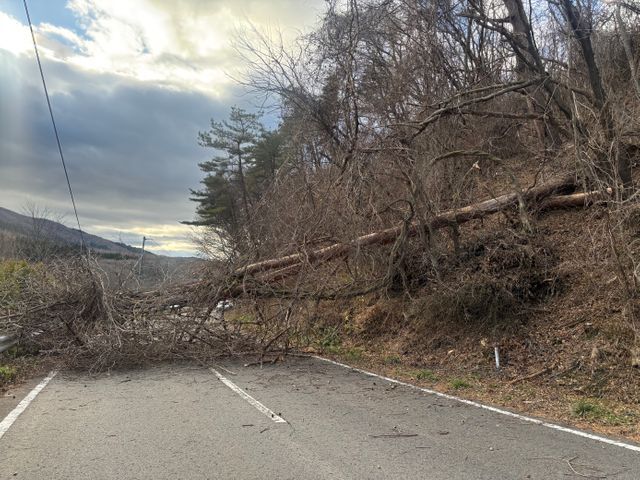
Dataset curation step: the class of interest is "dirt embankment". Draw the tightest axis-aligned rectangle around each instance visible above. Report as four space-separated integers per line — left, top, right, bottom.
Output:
308 203 640 442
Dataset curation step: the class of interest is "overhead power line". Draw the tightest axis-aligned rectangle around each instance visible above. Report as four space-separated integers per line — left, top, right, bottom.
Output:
22 0 87 253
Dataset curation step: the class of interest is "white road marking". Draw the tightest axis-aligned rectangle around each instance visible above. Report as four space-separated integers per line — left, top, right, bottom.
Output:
314 356 640 453
0 371 57 440
213 364 238 376
210 368 287 423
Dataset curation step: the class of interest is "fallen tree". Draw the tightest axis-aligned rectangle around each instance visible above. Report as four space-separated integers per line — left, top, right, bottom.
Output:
538 189 612 210
6 178 617 370
234 176 577 278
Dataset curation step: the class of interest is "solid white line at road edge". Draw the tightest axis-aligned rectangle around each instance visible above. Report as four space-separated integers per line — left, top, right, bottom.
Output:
0 371 57 440
314 356 640 453
210 368 287 423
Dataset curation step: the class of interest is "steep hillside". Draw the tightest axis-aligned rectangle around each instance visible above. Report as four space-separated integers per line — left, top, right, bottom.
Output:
302 197 640 442
0 207 145 257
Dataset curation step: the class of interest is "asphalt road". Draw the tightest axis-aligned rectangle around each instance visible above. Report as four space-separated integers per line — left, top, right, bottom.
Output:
1 357 639 479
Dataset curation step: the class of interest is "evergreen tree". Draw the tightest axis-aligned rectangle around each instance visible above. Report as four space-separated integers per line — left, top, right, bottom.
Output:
187 107 263 230
247 129 286 192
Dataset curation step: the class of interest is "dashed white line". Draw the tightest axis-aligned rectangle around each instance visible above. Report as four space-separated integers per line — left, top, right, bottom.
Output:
314 356 640 453
210 367 286 423
0 371 57 440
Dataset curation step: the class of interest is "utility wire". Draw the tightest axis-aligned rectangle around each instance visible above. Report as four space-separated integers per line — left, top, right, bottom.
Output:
22 0 87 254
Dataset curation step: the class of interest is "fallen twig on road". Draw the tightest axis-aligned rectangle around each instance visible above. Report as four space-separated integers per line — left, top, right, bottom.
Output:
565 456 607 479
507 367 551 386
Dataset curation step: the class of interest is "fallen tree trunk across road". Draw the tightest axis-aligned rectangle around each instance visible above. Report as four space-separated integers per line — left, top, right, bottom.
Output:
234 176 576 278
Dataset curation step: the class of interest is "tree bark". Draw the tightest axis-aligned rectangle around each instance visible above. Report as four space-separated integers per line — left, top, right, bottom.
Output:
234 176 575 277
538 189 611 210
615 3 640 99
237 147 251 221
503 0 553 149
560 0 632 189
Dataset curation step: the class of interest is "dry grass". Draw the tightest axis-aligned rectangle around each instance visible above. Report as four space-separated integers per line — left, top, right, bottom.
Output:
318 347 640 442
294 201 640 442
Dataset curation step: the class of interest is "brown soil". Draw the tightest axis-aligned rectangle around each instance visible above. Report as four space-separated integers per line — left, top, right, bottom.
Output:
307 202 640 442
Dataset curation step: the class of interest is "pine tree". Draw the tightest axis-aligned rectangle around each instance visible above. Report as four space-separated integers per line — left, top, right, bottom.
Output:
187 107 263 230
247 129 286 191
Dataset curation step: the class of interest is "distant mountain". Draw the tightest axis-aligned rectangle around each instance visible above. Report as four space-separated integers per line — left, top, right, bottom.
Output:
0 206 148 258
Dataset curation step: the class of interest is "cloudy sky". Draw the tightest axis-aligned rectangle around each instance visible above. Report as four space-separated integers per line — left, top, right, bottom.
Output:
0 0 323 256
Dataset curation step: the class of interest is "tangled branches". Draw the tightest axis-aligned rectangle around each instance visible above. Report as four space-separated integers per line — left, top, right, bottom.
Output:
0 258 277 371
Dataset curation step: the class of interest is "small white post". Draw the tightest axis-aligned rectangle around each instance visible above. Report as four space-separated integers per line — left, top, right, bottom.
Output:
494 346 500 370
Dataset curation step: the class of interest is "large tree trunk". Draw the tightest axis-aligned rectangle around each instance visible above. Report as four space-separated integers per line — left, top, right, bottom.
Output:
560 0 632 189
560 0 607 113
237 149 251 221
234 176 575 277
615 3 640 99
503 0 555 149
538 188 611 210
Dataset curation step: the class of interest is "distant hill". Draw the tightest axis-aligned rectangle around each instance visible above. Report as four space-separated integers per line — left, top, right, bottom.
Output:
0 206 148 258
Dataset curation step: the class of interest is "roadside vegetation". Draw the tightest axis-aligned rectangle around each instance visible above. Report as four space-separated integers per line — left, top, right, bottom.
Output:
2 0 640 440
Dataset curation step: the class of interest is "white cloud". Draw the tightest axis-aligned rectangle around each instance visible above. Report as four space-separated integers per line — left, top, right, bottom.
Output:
0 11 32 55
0 1 323 97
39 22 85 48
90 223 199 255
0 1 324 257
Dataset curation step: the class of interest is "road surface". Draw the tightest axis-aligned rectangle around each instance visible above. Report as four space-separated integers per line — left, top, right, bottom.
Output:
1 356 639 479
